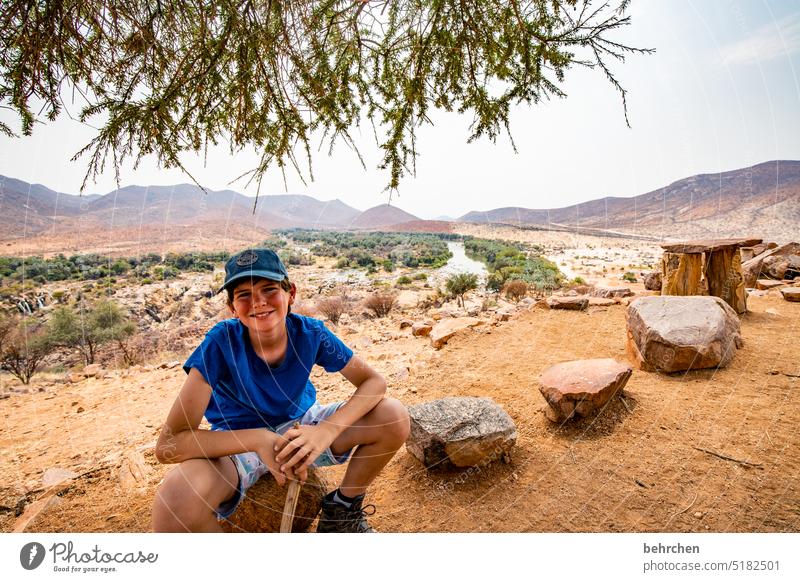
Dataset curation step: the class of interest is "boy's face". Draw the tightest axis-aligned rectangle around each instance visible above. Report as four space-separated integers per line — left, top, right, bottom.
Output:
228 278 295 333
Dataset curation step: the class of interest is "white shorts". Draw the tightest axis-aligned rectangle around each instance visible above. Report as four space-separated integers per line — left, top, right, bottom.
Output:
216 401 352 519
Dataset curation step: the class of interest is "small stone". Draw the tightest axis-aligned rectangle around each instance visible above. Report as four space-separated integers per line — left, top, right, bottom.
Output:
429 317 482 349
76 407 85 413
83 363 102 377
412 322 433 337
780 288 800 302
399 320 413 329
693 512 703 518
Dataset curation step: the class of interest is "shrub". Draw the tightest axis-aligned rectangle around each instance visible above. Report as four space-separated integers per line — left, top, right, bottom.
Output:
411 272 427 281
381 259 395 272
316 297 345 325
445 273 478 308
364 292 398 318
335 257 350 269
0 316 53 384
503 279 528 302
396 275 412 286
46 300 135 365
622 272 637 283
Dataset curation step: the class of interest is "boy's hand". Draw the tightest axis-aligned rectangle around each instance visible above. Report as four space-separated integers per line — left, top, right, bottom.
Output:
253 430 290 487
274 424 338 482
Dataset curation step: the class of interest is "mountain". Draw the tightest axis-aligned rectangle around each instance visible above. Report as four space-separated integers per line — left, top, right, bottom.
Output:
349 204 421 228
0 179 362 239
459 160 800 241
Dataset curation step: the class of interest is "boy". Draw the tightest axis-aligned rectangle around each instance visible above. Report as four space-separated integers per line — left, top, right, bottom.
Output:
152 248 410 532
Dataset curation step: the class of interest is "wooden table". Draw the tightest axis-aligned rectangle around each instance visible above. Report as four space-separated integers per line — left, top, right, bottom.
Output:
660 238 762 314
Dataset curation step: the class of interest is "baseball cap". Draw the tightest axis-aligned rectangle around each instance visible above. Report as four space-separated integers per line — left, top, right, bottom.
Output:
218 248 289 294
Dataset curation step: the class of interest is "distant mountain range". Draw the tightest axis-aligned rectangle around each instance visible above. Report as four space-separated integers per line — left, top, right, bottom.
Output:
1 159 798 249
459 160 800 241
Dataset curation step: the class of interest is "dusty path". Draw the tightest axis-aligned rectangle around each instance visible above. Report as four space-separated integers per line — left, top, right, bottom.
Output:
1 294 798 533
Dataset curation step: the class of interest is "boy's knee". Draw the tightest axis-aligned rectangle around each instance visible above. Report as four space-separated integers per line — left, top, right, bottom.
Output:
151 464 221 532
378 398 410 444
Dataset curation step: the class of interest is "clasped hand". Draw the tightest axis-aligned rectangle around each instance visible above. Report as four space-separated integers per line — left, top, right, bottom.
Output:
266 424 337 484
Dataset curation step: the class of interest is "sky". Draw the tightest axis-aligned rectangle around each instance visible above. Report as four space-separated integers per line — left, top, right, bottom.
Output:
1 0 799 220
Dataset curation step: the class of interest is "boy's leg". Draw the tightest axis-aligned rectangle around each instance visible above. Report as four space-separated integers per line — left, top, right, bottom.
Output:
152 457 239 532
328 397 410 497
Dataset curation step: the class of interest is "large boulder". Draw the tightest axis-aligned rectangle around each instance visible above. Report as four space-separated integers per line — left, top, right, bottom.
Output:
221 469 330 533
626 296 743 373
406 397 517 468
546 296 589 311
429 317 482 349
540 359 633 423
591 286 634 298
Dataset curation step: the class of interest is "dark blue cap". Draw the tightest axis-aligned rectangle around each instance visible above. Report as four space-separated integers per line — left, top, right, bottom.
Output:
219 249 288 294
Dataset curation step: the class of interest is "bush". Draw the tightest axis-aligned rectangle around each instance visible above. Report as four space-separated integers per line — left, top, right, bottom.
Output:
622 272 637 283
445 273 478 307
0 316 53 384
503 279 528 302
46 300 135 365
411 272 427 281
364 292 398 318
316 297 345 325
396 275 412 286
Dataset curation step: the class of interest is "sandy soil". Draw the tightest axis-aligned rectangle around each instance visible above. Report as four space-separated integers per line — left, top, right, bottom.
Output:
2 289 798 533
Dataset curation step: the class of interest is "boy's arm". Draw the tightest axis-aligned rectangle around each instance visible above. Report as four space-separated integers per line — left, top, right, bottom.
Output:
154 368 289 485
275 355 386 477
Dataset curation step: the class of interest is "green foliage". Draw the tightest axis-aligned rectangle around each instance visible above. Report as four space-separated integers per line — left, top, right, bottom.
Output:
571 276 586 285
46 300 135 365
411 272 428 281
280 229 453 270
396 275 413 286
1 1 647 192
0 315 53 384
465 238 563 292
622 272 637 283
445 273 478 307
0 251 227 285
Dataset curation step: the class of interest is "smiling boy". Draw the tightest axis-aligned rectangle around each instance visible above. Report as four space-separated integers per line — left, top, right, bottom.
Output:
152 248 410 532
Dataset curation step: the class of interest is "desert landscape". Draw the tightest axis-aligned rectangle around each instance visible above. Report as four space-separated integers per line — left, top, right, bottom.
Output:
1 208 798 533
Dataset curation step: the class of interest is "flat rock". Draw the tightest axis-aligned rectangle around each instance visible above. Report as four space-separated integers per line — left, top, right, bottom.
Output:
588 297 616 307
42 467 78 488
756 279 785 290
221 469 330 533
406 397 517 468
540 359 633 422
626 296 742 373
591 286 634 298
742 242 800 286
546 296 588 311
429 317 482 349
781 288 800 302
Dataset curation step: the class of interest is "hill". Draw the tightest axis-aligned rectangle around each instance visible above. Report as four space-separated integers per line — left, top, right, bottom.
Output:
459 160 800 241
349 204 421 228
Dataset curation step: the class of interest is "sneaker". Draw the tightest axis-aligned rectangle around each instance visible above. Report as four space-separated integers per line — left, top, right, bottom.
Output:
316 493 377 533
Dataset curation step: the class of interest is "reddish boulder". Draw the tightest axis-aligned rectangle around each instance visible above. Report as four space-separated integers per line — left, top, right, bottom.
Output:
539 359 632 422
546 296 588 311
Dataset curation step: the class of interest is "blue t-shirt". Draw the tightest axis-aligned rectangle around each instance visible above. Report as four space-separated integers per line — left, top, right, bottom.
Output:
183 313 353 430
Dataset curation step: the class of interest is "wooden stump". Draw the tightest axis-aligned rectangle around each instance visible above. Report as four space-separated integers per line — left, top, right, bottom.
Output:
220 469 331 533
705 248 747 314
661 252 707 297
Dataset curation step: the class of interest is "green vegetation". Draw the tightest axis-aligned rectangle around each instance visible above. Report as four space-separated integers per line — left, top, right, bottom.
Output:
46 300 135 365
2 2 644 192
396 275 413 286
464 238 563 293
445 273 479 308
0 251 228 285
622 272 638 283
277 230 455 270
0 316 53 384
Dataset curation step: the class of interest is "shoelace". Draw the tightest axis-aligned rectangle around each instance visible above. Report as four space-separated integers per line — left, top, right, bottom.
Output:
345 503 376 532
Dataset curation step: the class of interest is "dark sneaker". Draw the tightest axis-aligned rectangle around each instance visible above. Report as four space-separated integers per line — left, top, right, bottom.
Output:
316 493 376 533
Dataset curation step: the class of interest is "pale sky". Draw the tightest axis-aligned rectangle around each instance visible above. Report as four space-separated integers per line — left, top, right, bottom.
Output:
1 0 799 220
